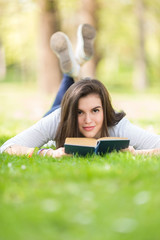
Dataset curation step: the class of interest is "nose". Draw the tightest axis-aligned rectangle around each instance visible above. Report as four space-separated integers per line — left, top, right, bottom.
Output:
84 113 92 123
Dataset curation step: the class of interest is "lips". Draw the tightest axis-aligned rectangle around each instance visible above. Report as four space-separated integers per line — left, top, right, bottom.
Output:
83 126 95 131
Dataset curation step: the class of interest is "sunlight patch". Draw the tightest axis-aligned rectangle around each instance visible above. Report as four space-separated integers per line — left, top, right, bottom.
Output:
21 165 26 170
73 212 93 225
8 162 12 168
41 199 60 212
133 191 150 205
104 164 111 171
112 217 137 233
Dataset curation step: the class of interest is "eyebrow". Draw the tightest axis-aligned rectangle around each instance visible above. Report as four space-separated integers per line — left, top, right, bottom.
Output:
78 106 102 111
92 106 102 109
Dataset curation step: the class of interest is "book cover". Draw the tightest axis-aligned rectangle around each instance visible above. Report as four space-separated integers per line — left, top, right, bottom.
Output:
64 137 130 156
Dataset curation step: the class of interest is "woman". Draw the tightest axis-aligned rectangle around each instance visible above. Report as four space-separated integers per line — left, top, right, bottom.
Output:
1 24 160 157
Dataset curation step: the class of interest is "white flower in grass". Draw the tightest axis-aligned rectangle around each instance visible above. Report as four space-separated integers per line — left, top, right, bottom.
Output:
66 183 80 195
21 165 26 170
73 212 93 225
106 182 118 194
133 191 150 205
41 199 60 212
104 164 111 171
112 217 137 233
82 191 94 202
8 162 12 168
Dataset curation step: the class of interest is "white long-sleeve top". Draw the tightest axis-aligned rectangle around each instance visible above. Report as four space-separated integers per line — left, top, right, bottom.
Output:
1 107 160 153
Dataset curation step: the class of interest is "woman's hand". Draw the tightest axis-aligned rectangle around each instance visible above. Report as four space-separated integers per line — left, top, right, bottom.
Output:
51 147 71 158
5 145 71 158
5 145 34 156
121 146 137 155
40 147 72 158
121 146 160 156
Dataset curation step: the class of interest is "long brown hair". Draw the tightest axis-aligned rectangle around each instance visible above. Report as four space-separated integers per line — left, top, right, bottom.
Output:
55 78 125 148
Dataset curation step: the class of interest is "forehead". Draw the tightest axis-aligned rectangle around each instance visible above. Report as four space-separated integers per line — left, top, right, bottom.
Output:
78 93 102 108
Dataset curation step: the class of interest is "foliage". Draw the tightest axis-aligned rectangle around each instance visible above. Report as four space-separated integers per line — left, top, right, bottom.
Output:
0 0 38 66
96 0 160 89
0 0 160 89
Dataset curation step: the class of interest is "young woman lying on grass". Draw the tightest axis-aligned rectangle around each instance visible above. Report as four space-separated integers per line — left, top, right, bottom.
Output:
1 24 160 158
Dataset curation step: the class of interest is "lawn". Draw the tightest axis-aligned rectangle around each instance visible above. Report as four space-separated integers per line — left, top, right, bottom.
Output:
1 82 160 240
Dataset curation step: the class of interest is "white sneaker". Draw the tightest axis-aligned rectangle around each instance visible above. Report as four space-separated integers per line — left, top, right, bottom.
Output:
50 32 80 77
76 24 96 65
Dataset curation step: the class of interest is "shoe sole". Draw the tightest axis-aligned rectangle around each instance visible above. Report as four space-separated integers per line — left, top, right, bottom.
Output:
81 24 96 57
50 32 72 73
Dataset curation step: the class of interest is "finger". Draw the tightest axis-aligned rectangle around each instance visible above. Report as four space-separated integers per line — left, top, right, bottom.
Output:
52 148 72 158
59 148 72 157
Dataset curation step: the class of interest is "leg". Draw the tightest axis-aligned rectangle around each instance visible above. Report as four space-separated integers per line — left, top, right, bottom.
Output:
50 74 74 108
50 24 96 77
44 24 96 117
43 74 74 117
44 31 77 117
76 24 96 65
50 32 80 78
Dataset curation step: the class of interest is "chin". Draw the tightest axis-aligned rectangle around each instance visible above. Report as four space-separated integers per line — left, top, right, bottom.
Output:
83 133 97 138
80 129 101 138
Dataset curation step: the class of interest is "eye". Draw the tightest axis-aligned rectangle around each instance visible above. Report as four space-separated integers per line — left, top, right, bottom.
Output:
93 108 100 113
78 110 83 115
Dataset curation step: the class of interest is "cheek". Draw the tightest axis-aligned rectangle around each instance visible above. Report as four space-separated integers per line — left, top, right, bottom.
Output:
98 112 104 126
78 116 82 127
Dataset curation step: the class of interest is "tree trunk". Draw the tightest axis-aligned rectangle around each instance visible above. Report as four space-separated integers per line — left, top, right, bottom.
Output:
134 0 148 90
78 0 99 78
38 0 61 93
0 39 6 79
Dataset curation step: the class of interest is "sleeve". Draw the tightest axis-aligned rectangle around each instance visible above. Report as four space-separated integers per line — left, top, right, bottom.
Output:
0 108 61 153
108 117 160 150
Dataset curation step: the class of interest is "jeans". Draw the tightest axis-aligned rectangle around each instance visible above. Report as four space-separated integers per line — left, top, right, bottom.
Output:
43 74 74 117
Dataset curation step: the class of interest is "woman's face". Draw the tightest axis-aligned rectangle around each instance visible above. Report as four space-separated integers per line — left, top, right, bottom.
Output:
77 93 104 138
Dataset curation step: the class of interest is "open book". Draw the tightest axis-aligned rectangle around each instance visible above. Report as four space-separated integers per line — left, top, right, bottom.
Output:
64 137 130 156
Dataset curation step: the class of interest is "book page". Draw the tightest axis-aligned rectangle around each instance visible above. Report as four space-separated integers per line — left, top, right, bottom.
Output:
65 138 97 147
98 137 129 141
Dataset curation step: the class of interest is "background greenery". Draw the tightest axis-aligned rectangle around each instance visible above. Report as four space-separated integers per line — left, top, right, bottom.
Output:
0 0 160 91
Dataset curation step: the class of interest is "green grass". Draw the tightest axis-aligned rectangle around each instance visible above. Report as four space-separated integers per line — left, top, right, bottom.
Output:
1 150 160 240
1 82 160 240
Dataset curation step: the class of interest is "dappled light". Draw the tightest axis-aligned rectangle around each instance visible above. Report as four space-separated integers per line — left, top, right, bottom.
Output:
0 0 160 91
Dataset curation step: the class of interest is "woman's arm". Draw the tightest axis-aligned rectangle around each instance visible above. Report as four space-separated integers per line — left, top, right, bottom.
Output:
109 117 160 150
4 145 34 156
123 146 160 156
4 145 71 158
38 147 71 158
0 108 61 154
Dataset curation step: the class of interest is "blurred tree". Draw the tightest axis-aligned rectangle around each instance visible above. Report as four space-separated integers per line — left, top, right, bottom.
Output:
95 0 137 89
0 39 6 79
38 0 61 93
0 0 39 82
0 0 160 91
134 0 148 90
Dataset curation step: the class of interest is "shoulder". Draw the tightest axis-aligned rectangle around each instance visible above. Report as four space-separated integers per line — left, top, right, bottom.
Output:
49 107 61 120
108 117 129 136
40 108 61 124
108 116 160 149
47 107 61 119
35 107 61 133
